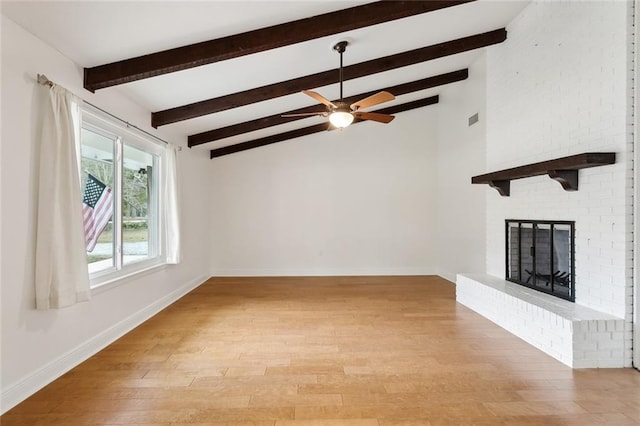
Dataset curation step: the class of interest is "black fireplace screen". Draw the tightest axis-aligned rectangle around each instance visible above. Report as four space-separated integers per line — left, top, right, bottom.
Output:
506 220 575 301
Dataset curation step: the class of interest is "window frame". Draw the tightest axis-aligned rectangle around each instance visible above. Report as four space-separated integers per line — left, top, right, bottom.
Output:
80 106 167 289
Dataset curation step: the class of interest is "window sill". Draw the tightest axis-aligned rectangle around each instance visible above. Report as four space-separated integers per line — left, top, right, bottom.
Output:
90 260 167 295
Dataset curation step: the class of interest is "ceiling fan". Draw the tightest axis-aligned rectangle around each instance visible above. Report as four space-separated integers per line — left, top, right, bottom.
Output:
283 41 396 129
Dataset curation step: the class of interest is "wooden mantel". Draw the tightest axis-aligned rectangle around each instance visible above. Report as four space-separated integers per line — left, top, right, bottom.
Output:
471 152 616 196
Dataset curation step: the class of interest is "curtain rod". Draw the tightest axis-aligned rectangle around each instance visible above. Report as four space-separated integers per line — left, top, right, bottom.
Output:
37 74 173 147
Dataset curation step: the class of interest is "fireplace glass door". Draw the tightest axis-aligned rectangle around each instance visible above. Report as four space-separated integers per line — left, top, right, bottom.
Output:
506 220 574 301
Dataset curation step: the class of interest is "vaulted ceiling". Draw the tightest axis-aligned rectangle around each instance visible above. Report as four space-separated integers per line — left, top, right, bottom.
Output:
2 1 528 158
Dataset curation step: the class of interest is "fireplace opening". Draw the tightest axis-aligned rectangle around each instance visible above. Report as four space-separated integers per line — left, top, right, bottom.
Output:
506 220 575 302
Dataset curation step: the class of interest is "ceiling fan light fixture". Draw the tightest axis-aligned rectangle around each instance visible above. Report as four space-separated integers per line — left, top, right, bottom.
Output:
288 39 395 129
329 110 354 128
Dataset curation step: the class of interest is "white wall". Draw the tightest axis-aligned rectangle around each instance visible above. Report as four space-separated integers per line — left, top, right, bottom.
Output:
635 0 640 371
209 107 439 276
484 2 632 363
1 15 211 412
435 56 487 282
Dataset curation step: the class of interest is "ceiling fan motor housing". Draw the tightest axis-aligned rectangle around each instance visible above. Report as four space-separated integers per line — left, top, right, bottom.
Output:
333 101 350 112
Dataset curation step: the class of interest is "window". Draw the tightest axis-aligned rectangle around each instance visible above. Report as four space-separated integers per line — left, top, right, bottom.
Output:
80 107 164 286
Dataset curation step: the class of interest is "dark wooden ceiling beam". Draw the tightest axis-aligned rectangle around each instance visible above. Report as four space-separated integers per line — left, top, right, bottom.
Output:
83 1 473 92
189 69 468 147
210 96 439 159
153 29 505 127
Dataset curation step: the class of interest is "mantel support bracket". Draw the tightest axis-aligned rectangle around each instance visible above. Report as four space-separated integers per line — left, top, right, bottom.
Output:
489 180 510 196
547 170 578 191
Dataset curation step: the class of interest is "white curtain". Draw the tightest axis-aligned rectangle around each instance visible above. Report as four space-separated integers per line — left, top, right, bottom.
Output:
35 84 90 309
163 145 181 264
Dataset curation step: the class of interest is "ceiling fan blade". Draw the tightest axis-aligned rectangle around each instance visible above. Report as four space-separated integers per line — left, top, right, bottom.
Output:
354 111 395 124
302 90 337 108
350 91 395 111
281 112 327 117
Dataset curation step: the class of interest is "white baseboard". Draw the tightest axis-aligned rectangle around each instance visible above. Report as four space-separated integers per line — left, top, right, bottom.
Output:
437 272 457 284
0 274 208 415
210 267 437 277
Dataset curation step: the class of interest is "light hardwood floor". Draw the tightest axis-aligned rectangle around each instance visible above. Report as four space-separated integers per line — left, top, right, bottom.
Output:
2 276 639 425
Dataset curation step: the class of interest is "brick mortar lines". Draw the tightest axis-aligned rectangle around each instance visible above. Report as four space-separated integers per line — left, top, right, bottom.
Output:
485 2 632 366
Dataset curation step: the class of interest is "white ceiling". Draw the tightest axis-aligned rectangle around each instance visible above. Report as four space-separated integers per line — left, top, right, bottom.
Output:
2 1 528 152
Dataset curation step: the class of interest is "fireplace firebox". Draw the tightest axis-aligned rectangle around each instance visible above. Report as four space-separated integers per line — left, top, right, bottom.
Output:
506 220 575 301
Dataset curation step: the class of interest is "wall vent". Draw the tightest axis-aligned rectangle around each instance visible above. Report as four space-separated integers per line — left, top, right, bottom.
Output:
468 113 479 126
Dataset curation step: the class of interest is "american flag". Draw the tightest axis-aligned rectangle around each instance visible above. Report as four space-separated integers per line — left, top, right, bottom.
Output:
83 173 113 252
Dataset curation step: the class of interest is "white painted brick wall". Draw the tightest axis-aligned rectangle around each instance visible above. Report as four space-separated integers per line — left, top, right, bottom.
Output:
457 274 625 368
483 1 633 366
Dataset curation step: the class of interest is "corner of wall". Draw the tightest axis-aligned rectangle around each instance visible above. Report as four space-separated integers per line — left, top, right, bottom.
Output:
434 54 487 281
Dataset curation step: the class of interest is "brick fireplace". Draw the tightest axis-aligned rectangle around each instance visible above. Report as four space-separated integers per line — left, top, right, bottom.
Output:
457 204 625 369
456 1 633 368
